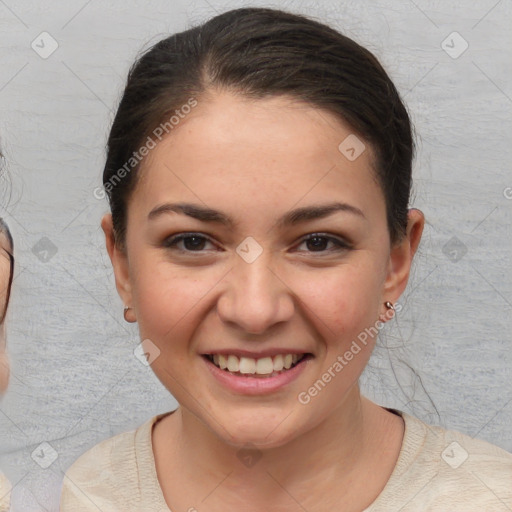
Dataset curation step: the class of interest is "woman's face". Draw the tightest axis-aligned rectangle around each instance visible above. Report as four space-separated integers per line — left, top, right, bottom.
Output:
0 231 12 394
103 91 422 447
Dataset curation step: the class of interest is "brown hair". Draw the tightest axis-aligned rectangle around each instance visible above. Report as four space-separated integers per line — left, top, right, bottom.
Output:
103 7 414 249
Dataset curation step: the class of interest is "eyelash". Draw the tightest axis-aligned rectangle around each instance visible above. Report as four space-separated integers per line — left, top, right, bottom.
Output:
162 232 352 255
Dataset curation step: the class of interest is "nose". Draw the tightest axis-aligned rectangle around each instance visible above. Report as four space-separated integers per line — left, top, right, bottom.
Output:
216 251 295 335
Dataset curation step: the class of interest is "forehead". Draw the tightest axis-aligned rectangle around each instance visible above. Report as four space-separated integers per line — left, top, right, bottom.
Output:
132 91 383 221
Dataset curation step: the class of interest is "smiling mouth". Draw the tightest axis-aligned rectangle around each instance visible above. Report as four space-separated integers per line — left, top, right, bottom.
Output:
203 353 312 378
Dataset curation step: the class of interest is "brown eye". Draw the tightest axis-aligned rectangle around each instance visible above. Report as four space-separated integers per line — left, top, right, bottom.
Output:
296 234 351 253
163 233 215 252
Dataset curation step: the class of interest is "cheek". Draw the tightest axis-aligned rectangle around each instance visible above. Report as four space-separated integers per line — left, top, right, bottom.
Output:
289 258 384 341
131 247 386 352
131 259 223 344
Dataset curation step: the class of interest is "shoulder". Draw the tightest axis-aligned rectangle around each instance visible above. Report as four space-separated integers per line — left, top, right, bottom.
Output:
368 410 512 511
64 426 139 481
419 414 512 509
60 415 163 511
407 412 512 476
0 473 11 512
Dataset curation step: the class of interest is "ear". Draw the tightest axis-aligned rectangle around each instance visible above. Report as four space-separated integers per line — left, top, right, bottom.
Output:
101 214 134 312
382 208 425 304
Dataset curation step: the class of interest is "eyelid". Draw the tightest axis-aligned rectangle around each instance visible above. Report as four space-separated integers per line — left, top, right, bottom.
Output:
162 232 219 252
162 231 352 255
296 233 353 250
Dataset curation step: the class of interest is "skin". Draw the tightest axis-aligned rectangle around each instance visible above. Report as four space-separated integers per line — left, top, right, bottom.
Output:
102 90 424 511
0 230 12 395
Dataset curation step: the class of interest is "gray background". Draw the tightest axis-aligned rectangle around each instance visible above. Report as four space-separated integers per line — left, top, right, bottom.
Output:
0 0 511 510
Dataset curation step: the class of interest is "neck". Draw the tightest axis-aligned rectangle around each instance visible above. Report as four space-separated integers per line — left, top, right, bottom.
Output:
167 385 385 509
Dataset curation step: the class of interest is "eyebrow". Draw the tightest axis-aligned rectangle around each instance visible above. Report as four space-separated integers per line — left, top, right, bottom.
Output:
148 201 366 228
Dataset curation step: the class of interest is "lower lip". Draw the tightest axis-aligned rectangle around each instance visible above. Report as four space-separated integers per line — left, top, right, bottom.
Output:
203 356 310 395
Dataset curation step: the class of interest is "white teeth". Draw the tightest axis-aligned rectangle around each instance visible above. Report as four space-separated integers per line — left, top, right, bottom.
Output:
209 353 305 375
273 354 284 371
255 357 274 375
227 355 239 372
218 354 228 370
239 357 256 374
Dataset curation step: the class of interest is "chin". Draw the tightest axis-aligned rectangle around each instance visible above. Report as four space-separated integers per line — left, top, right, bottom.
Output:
209 408 304 450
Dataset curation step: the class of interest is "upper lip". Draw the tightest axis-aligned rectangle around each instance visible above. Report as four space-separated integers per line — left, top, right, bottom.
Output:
201 349 312 358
